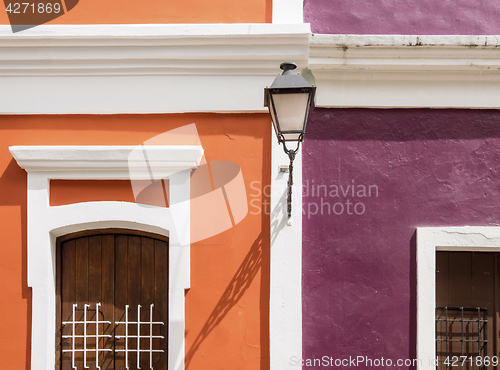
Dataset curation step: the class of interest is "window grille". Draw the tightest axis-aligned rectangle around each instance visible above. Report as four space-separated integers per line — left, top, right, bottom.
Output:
115 304 165 369
62 303 112 369
62 302 165 369
436 307 488 370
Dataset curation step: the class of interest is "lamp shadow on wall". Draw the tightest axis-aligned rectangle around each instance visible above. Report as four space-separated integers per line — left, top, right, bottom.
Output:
271 187 289 246
0 158 30 370
185 233 265 368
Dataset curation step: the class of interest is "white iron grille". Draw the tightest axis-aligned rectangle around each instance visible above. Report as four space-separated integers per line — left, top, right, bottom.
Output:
62 303 112 369
62 303 165 369
115 304 165 369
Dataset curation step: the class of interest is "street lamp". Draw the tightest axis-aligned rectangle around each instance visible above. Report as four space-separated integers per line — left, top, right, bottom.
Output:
264 62 316 218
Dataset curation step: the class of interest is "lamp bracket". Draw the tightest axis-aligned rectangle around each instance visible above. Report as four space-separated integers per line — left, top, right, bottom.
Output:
279 165 290 173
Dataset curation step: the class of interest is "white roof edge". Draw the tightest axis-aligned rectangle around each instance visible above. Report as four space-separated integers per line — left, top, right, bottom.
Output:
0 24 311 114
0 23 311 39
309 33 500 109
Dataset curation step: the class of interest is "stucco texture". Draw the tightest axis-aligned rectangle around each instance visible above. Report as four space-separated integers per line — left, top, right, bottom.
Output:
304 0 500 35
302 108 500 366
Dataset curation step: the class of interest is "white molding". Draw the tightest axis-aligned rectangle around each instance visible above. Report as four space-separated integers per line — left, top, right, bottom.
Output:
309 34 500 108
272 0 303 24
416 227 500 369
10 145 204 177
10 145 202 370
0 24 310 114
5 29 500 112
270 133 302 369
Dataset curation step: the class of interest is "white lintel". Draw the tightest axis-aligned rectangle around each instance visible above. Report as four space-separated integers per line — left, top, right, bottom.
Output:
9 145 204 178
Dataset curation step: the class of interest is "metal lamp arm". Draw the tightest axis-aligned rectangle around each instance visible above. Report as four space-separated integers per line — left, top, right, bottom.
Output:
279 135 303 218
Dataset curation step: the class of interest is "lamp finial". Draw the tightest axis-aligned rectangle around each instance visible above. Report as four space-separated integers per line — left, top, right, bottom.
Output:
280 62 298 74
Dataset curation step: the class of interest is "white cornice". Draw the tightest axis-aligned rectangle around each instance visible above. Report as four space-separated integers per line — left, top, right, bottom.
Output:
9 145 204 178
4 29 500 112
0 23 310 114
0 24 310 77
309 34 500 108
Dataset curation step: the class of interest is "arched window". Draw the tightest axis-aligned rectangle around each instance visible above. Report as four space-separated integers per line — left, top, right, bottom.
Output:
56 230 168 369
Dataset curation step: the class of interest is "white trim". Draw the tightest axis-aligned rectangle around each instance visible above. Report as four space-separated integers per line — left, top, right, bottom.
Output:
0 24 310 114
10 145 204 177
309 34 500 108
270 133 302 369
416 227 500 369
272 0 303 24
10 145 202 370
0 23 309 38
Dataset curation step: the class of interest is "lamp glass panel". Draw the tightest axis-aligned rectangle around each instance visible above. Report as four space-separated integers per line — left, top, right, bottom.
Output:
271 93 309 133
268 99 279 139
282 132 302 141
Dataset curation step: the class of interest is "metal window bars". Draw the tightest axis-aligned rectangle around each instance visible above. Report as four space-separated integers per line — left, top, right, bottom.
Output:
436 307 488 370
115 304 165 369
62 303 112 370
62 303 165 369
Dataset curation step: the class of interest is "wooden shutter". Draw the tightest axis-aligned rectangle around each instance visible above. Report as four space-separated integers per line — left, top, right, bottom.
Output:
56 231 168 370
436 251 500 369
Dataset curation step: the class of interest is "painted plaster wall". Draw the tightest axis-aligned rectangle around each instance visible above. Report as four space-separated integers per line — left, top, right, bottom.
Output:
304 0 500 35
0 0 271 25
0 113 270 370
302 108 500 366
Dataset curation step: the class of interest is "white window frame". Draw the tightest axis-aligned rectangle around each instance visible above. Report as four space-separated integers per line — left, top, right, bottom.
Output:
416 226 500 369
10 145 203 370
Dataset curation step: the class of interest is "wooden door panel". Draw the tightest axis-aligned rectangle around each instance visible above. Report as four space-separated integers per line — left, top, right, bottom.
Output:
114 234 128 370
448 252 473 307
474 252 497 361
101 235 115 370
58 232 168 370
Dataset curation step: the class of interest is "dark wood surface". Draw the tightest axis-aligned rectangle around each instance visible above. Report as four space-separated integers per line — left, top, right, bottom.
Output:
436 251 499 369
58 231 168 369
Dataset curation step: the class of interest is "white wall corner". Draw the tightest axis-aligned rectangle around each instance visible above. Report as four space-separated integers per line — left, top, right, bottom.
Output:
272 0 304 24
270 130 302 369
309 34 500 109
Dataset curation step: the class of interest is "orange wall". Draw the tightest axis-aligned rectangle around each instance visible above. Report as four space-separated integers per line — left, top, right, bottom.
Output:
0 113 270 370
0 0 272 25
50 180 170 207
51 180 136 205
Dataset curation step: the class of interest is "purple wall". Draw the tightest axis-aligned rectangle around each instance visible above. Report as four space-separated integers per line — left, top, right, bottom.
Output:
304 0 500 35
302 108 500 368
